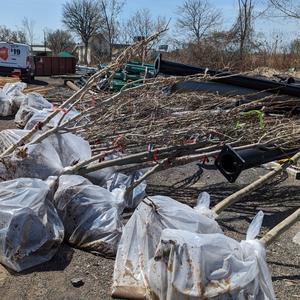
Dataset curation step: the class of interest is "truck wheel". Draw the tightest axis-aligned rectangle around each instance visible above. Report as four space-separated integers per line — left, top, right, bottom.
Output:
26 74 34 83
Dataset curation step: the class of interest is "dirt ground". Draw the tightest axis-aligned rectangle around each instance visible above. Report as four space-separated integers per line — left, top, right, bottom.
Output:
0 79 299 299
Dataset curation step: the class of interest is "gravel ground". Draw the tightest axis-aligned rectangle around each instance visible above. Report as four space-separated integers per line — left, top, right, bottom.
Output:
0 79 299 299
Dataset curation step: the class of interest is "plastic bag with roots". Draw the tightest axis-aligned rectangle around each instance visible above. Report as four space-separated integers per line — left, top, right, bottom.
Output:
0 178 64 272
0 82 26 117
106 170 147 210
15 93 53 128
0 130 91 181
2 82 27 109
148 211 275 299
53 175 123 257
111 195 222 299
0 129 27 153
24 108 80 131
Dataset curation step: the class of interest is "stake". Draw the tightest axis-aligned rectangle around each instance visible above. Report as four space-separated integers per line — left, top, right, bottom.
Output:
213 151 300 215
260 208 300 247
123 158 169 199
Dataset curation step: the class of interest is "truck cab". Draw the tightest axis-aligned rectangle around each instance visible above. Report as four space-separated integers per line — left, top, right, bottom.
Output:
0 42 35 81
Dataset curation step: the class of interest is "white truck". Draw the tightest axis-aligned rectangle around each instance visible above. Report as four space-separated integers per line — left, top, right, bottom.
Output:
0 42 35 81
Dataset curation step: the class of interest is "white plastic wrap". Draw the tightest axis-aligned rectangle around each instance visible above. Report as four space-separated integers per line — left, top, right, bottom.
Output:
15 93 53 128
0 131 91 181
193 191 218 219
0 129 28 152
47 132 91 167
0 140 64 180
53 175 123 257
106 171 147 210
148 211 275 300
2 82 27 109
85 167 117 187
0 82 26 116
0 91 13 117
24 108 80 130
0 178 64 272
2 82 27 97
111 195 222 299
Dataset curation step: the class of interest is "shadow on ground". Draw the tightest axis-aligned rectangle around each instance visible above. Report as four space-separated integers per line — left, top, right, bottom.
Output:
0 116 15 121
147 179 300 232
9 244 74 276
23 79 49 86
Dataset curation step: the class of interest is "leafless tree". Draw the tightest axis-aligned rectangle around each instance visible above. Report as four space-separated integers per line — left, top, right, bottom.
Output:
290 38 300 54
176 0 221 44
231 0 255 61
123 8 168 60
98 0 124 61
268 0 300 18
63 0 101 64
46 29 76 55
0 26 27 43
125 8 167 42
22 17 35 45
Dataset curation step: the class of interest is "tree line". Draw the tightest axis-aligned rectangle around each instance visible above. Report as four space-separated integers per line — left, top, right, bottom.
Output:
1 0 300 69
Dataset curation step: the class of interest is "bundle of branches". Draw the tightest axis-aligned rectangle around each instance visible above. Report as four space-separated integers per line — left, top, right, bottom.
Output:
0 30 166 159
71 82 300 156
1 29 299 187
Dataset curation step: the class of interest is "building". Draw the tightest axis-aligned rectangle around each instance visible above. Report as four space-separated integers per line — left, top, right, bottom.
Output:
74 33 129 65
31 45 52 56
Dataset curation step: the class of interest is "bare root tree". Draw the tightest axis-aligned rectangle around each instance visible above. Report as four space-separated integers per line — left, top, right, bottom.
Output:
176 0 221 44
99 0 124 61
0 26 27 43
269 0 300 18
22 17 35 45
46 29 76 55
63 0 101 64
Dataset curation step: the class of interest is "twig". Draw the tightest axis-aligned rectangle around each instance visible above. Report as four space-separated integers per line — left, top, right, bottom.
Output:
213 151 300 215
260 208 300 246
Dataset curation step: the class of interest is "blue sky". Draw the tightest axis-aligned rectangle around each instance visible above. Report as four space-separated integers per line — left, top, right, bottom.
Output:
0 0 299 44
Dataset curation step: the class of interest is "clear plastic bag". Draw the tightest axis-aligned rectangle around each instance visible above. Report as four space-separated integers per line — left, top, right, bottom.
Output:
0 140 64 180
0 131 91 181
0 178 64 272
0 129 28 152
53 175 123 257
47 132 91 167
3 82 27 110
106 170 147 210
0 93 13 116
0 82 26 116
193 191 217 219
148 211 275 300
15 93 53 128
24 108 80 130
111 195 222 299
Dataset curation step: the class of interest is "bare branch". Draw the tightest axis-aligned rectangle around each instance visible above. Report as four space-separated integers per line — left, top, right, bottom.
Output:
176 0 222 44
62 0 101 64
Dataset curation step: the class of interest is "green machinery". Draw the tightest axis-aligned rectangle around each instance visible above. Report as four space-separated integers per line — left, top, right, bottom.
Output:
100 61 155 91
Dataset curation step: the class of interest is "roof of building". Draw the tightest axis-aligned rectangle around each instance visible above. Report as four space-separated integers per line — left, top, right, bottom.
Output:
31 45 52 52
58 51 74 58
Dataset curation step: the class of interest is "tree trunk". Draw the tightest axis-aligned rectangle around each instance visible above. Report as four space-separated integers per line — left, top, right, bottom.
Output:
84 41 89 65
109 43 113 61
